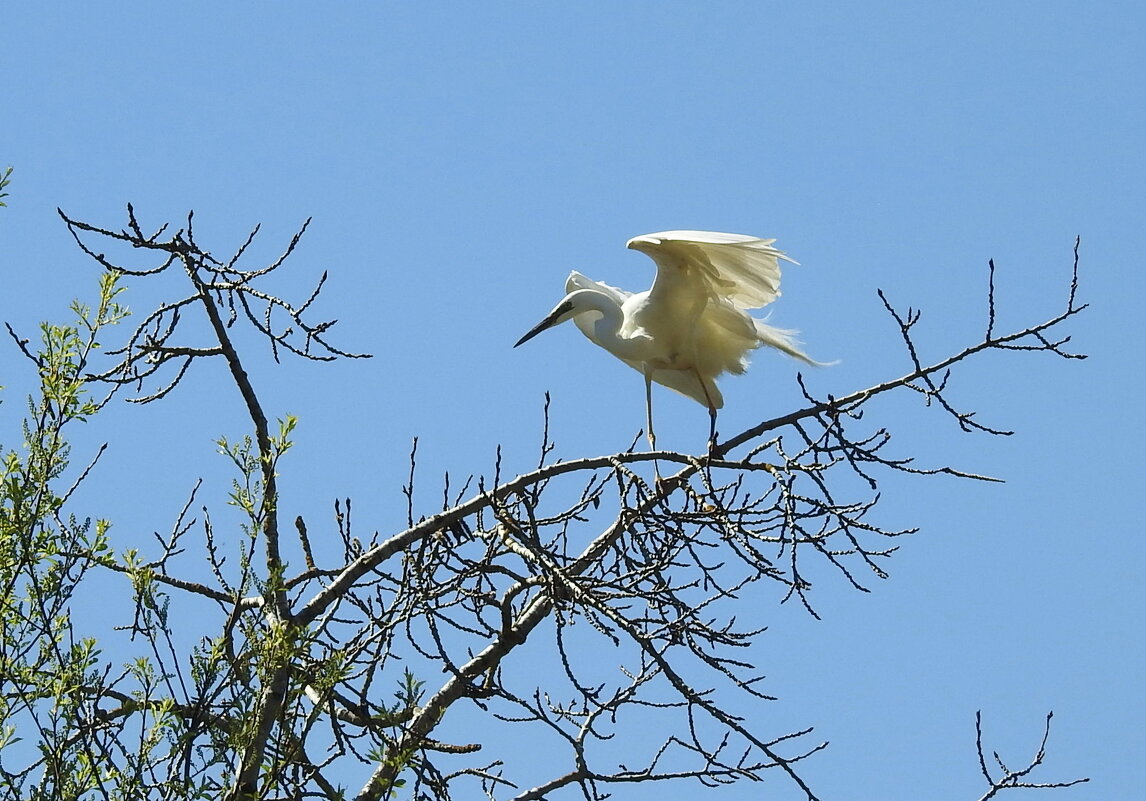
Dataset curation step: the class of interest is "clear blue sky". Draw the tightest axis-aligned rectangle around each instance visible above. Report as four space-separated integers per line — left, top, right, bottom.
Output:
2 3 1141 799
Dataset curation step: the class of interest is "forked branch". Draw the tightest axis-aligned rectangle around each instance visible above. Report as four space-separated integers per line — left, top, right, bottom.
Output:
975 712 1089 800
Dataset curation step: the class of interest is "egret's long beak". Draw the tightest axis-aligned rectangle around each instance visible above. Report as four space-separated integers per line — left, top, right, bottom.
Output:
513 301 571 348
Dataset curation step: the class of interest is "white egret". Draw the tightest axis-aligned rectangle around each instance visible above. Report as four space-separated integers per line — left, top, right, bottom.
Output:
514 230 824 452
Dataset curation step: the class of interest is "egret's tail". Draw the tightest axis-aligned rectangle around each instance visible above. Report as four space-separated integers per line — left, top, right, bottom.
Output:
754 320 834 367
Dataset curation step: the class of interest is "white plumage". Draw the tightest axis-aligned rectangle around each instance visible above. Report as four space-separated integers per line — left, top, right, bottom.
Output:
515 230 823 450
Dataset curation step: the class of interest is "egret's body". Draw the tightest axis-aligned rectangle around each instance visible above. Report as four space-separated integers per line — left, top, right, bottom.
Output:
515 230 822 450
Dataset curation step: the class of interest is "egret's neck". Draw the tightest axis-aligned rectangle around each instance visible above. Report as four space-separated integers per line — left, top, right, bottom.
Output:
570 289 646 362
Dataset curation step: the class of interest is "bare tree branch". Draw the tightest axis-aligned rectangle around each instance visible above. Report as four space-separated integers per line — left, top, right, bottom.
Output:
3 210 1091 801
975 711 1089 800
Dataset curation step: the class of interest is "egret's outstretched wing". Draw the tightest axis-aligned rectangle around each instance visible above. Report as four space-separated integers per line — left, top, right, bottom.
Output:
627 230 821 368
627 230 797 310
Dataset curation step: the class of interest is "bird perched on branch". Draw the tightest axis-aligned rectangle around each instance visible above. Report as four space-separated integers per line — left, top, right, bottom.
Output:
515 230 825 453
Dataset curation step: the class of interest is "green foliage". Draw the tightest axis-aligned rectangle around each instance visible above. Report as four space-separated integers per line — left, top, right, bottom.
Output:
0 166 11 207
0 272 131 799
217 415 296 533
0 212 447 800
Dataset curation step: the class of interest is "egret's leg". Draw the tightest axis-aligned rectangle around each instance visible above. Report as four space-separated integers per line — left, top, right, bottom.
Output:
707 404 718 455
695 370 719 455
644 369 656 452
645 368 667 489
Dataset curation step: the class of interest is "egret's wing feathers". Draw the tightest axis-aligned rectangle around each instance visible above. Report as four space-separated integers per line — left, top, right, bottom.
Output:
627 230 797 310
697 295 821 366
